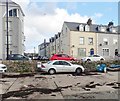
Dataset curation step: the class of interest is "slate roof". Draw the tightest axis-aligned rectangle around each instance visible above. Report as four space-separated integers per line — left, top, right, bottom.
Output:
64 21 118 34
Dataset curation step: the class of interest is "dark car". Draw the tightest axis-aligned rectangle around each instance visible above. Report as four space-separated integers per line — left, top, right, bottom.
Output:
8 54 31 60
37 56 49 61
50 54 77 61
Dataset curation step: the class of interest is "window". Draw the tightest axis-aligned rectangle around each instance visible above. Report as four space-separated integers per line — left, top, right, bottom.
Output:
93 55 100 57
66 27 68 33
79 24 84 31
85 25 90 31
80 37 84 45
115 49 118 56
6 35 12 44
57 54 62 57
52 46 54 51
53 61 60 65
88 37 93 45
103 49 109 56
103 38 108 45
78 48 86 56
9 10 12 16
62 54 69 58
100 26 105 32
17 54 24 58
61 61 71 66
53 61 71 66
5 21 12 30
9 9 17 17
13 9 17 16
113 39 117 45
104 41 108 45
112 28 116 33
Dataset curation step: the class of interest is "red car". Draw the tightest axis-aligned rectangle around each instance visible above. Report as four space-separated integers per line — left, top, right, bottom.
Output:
50 54 76 61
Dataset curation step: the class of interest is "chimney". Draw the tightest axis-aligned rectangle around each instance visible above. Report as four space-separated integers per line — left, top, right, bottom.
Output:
87 18 92 25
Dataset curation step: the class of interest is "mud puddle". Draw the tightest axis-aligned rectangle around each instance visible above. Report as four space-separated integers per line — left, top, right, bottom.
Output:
2 87 62 99
2 73 36 78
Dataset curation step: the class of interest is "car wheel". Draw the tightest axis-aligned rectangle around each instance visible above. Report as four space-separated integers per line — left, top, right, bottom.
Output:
87 59 91 62
75 68 82 75
100 58 104 61
48 69 56 75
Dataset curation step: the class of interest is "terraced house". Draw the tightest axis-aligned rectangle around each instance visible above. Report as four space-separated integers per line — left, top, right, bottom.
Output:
0 1 25 60
38 20 119 60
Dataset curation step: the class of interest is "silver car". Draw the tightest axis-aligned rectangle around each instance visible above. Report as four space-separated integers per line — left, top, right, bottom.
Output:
81 55 105 62
0 64 7 73
39 60 84 75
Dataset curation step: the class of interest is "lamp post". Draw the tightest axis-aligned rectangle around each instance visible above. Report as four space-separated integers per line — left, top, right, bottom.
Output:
6 0 9 60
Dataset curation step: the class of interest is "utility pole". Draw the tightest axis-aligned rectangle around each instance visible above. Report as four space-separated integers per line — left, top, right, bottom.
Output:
6 0 9 60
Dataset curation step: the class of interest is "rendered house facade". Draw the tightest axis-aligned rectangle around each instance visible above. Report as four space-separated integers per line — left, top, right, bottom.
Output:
0 1 25 60
38 21 118 60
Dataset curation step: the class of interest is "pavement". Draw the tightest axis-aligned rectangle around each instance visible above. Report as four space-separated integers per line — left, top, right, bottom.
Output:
0 71 120 100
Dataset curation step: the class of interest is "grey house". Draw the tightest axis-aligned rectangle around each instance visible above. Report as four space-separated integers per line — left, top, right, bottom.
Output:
0 1 25 60
96 24 118 60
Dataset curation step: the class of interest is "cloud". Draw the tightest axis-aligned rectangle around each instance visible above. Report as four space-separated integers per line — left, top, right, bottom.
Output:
11 1 98 53
94 13 103 18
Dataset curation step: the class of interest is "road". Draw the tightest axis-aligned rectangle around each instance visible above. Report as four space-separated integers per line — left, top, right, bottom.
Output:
0 71 119 100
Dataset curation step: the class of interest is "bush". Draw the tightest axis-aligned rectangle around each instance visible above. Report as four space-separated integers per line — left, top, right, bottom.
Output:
2 60 120 73
71 60 120 72
2 60 37 73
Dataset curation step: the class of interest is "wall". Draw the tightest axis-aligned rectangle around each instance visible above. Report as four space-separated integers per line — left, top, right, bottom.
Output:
70 31 97 59
97 33 118 60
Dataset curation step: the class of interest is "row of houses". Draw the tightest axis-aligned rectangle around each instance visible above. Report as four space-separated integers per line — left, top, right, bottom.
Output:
38 20 120 60
0 1 25 60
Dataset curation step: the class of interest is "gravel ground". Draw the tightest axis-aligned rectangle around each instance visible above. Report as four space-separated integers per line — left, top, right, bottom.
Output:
0 71 119 100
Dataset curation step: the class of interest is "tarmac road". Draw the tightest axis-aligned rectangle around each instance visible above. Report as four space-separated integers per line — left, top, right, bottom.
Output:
0 71 120 100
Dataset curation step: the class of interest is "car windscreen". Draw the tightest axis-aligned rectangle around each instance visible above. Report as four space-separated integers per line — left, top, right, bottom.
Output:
47 61 52 64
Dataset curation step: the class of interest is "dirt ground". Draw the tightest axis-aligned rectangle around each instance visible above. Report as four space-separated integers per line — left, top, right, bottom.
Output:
0 71 120 100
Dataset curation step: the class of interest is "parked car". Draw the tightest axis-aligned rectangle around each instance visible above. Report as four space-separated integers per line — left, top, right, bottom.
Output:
0 64 7 73
37 56 49 61
50 54 76 61
38 60 84 75
81 55 105 62
8 54 31 60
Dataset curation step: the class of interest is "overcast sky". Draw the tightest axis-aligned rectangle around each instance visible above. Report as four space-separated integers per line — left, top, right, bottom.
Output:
12 0 118 53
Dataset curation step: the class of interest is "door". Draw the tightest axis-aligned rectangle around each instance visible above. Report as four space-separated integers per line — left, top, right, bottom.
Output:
60 61 73 72
52 61 63 72
90 48 94 55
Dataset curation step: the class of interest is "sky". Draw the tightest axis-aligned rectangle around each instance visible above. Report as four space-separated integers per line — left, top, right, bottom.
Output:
12 0 118 53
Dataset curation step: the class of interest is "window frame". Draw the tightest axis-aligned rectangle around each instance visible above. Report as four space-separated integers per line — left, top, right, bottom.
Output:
102 48 109 56
78 48 86 57
79 37 84 45
88 37 93 45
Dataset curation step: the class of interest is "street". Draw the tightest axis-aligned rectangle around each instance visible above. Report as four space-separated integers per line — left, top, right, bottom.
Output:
0 71 120 100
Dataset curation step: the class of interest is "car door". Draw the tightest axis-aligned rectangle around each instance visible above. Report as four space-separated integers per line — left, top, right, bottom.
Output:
52 61 64 72
60 61 73 72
